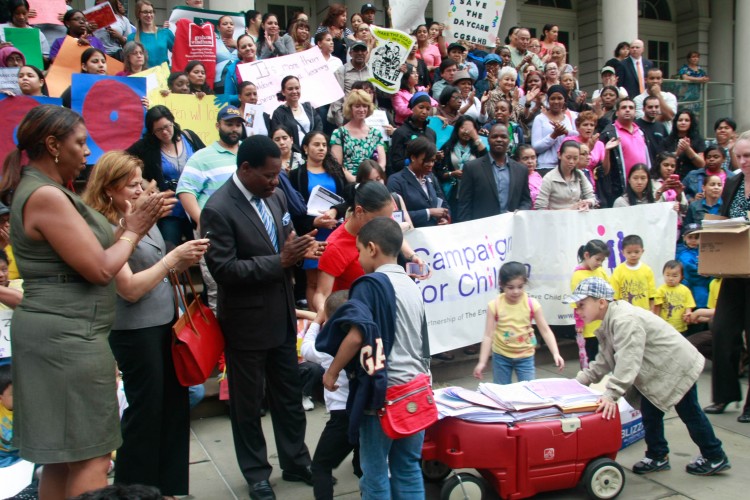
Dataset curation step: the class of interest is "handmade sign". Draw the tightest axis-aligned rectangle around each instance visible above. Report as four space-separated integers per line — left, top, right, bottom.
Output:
0 68 20 94
0 310 11 358
0 27 43 68
131 62 170 98
148 93 221 146
390 0 430 33
237 46 343 114
168 6 245 39
405 203 677 354
433 0 507 47
71 74 146 162
28 0 67 25
171 18 216 89
82 2 118 30
46 36 124 97
0 94 63 161
368 26 413 94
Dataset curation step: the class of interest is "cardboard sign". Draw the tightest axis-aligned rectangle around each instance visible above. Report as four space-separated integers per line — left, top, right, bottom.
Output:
148 92 221 146
390 0 430 33
130 62 170 98
237 46 344 114
0 67 21 94
368 26 414 94
168 6 246 40
433 0 507 47
0 27 44 68
0 94 63 158
46 36 124 97
28 0 67 25
83 2 118 30
171 18 216 90
71 74 146 162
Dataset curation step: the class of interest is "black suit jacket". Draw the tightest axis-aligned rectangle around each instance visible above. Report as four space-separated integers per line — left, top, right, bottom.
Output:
201 179 296 351
618 57 653 98
387 168 447 227
719 172 743 217
457 155 531 222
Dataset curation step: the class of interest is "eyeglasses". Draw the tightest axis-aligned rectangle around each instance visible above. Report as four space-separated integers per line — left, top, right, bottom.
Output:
141 10 154 15
154 122 174 134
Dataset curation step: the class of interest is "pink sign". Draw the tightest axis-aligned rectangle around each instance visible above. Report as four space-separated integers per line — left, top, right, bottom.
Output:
28 0 67 25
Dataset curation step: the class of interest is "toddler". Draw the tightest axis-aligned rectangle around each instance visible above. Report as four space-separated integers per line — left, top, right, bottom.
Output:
653 260 695 335
0 364 19 467
610 234 656 310
676 223 710 309
473 261 564 384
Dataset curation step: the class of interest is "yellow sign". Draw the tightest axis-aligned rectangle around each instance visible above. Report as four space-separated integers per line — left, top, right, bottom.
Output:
130 63 170 99
148 93 220 145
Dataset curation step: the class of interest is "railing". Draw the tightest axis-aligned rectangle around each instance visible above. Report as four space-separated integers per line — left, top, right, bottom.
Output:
661 79 734 139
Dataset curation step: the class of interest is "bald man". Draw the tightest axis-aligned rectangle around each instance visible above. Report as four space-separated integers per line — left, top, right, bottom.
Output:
617 39 654 98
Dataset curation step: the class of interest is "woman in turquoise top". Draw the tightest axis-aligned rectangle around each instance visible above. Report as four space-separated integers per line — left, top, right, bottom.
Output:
127 0 174 67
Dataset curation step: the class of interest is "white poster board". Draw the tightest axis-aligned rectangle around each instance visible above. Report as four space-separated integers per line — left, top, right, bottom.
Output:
433 0 507 47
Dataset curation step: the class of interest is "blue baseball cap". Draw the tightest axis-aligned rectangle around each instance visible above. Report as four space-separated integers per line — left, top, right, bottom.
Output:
484 54 502 65
217 105 245 123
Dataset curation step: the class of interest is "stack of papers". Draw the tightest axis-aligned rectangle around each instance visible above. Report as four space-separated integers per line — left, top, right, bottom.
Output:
434 379 602 424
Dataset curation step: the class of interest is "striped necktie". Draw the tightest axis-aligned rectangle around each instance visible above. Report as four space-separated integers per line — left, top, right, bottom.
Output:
253 196 278 252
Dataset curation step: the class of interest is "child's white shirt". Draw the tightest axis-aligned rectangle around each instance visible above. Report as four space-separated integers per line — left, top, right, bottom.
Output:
301 322 349 411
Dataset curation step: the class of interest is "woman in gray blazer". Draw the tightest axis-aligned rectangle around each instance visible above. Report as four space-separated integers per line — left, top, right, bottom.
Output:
83 152 209 497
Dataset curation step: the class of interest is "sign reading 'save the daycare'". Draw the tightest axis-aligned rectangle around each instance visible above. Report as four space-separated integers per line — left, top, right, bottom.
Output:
433 0 506 47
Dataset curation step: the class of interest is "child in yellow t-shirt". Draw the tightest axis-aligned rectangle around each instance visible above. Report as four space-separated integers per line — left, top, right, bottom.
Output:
653 260 696 334
610 234 656 311
473 262 564 384
571 239 610 368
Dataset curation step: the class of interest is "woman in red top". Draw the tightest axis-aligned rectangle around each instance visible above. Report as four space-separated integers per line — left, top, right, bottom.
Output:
312 181 393 312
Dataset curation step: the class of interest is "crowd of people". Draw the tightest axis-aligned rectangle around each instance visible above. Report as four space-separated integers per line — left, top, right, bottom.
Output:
0 2 748 500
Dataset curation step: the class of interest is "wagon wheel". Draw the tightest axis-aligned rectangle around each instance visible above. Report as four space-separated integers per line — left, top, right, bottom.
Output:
582 458 625 499
440 472 486 500
422 459 451 482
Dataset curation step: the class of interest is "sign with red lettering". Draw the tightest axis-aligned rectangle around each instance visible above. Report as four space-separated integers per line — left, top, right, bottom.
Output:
171 18 217 90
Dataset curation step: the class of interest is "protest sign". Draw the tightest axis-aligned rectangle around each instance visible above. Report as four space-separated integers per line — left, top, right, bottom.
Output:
242 103 268 137
71 74 146 162
131 62 170 98
172 18 217 89
368 26 413 94
0 27 43 68
390 0 430 33
0 310 11 358
405 203 677 354
0 67 20 94
433 0 507 47
237 46 344 114
46 36 124 97
148 93 221 146
168 6 245 39
0 94 62 169
83 2 118 30
28 0 67 25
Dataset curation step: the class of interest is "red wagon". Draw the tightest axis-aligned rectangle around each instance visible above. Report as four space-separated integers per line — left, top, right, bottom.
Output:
421 412 625 499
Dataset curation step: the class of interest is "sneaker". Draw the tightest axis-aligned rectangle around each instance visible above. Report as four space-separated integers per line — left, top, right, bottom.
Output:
685 454 731 476
632 456 671 474
302 396 314 411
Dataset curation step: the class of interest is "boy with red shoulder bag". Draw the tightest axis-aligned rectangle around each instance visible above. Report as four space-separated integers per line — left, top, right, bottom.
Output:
317 217 432 500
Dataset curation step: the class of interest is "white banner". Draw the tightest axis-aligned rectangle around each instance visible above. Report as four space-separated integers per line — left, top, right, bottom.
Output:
237 46 344 114
368 26 414 94
390 0 430 33
433 0 507 48
406 204 678 354
168 6 245 39
0 309 12 358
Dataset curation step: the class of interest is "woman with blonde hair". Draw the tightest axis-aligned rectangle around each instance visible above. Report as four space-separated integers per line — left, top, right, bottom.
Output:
127 0 174 67
83 152 208 497
330 89 386 180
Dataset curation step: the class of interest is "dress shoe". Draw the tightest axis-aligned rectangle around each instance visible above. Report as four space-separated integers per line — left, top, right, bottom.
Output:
703 402 730 414
282 466 314 486
738 410 750 423
249 480 275 500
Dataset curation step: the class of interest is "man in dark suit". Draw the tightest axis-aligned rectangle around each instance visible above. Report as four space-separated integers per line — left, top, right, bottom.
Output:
386 136 449 227
457 123 532 222
617 39 653 98
201 136 321 500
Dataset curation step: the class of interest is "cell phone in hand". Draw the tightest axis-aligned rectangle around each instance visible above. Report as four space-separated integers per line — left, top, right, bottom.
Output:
669 174 680 182
406 262 427 276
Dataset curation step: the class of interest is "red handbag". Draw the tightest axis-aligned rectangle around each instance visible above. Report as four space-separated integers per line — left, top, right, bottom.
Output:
170 271 224 387
377 373 437 439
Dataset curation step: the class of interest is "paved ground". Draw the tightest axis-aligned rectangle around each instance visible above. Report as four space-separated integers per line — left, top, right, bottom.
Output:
185 342 749 499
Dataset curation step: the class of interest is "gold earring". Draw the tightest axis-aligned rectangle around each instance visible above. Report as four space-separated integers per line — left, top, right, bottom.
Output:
54 155 59 164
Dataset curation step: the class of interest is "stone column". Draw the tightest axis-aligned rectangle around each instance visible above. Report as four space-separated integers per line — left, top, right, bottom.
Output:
602 0 638 59
709 0 733 83
497 0 519 46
